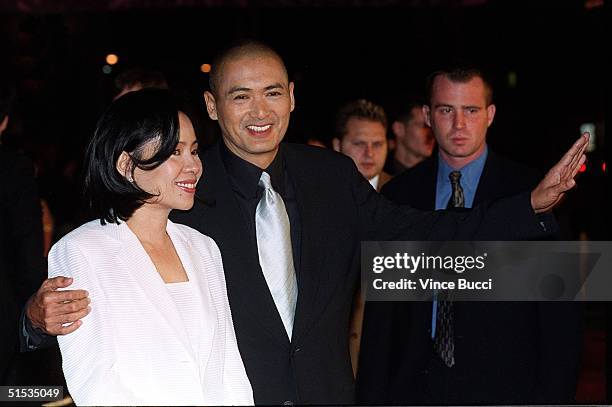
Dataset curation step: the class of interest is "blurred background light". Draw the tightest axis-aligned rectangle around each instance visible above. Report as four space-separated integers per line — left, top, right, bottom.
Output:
106 53 119 65
580 123 596 152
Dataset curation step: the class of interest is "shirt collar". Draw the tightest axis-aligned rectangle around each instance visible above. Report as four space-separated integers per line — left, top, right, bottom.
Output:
368 174 380 190
220 141 286 199
437 144 488 190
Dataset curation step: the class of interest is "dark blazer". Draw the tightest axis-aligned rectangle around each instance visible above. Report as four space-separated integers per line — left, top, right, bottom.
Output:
358 150 582 405
0 147 45 383
171 142 551 405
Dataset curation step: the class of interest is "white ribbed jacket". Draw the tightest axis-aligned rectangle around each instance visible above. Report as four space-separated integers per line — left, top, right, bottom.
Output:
48 220 253 406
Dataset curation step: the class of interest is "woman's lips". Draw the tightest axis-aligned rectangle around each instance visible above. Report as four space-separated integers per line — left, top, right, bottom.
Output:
176 181 197 193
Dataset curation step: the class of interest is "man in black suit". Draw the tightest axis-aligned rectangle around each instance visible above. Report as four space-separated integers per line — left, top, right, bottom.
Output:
21 42 588 404
0 84 46 384
358 66 583 404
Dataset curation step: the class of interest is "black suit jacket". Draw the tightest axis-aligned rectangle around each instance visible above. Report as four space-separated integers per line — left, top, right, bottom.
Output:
0 147 45 383
358 151 582 404
170 142 552 405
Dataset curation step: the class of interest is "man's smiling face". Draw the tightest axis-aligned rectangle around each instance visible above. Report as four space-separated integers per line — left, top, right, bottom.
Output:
204 53 295 169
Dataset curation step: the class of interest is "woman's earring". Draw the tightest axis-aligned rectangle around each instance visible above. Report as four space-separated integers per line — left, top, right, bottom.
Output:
127 174 134 183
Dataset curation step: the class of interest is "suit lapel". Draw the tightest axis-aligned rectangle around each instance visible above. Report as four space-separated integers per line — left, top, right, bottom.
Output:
199 143 291 347
115 222 198 365
415 155 438 210
473 150 502 206
281 144 324 345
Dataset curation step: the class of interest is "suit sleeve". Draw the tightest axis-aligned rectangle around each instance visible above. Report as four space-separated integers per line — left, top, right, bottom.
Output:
19 307 57 352
48 237 137 405
347 160 553 241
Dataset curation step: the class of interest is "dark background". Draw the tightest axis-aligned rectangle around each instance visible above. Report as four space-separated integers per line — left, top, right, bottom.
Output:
1 1 606 237
0 0 608 403
0 2 605 166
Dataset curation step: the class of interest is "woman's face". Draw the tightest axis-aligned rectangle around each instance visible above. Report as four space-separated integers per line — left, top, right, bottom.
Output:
133 112 202 212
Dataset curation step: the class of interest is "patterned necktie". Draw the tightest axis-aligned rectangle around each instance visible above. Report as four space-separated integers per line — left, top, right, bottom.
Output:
435 170 464 367
255 171 298 340
446 170 465 209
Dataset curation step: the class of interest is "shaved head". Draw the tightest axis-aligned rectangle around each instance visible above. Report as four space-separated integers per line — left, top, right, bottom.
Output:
209 40 289 96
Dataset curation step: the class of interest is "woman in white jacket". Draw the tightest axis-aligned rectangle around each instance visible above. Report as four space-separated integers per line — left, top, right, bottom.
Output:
48 89 253 406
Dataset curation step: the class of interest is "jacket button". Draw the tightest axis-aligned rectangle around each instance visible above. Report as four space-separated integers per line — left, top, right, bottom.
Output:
283 401 294 406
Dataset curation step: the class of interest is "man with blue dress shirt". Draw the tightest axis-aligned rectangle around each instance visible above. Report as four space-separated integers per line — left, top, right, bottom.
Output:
358 65 583 405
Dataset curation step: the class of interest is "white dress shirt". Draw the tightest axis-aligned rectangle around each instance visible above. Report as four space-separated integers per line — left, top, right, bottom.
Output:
368 174 380 190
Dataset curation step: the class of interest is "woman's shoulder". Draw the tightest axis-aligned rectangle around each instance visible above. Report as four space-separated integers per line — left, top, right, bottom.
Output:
50 219 123 257
58 219 120 243
48 220 124 281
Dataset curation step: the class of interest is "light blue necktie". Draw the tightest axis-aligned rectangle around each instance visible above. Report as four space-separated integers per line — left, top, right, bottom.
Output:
255 171 298 340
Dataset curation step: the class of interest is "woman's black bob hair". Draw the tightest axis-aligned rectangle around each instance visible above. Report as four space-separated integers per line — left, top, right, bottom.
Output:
84 88 186 224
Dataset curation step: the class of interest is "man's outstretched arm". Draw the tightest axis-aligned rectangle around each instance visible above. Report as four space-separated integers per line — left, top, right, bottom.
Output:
358 133 590 242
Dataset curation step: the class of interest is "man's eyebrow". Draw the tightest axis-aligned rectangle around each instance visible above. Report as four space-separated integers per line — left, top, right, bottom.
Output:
227 86 251 95
433 103 453 109
433 103 483 109
226 83 286 95
264 83 285 91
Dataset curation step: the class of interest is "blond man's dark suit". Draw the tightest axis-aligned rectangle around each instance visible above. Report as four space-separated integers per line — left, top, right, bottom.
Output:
349 169 392 377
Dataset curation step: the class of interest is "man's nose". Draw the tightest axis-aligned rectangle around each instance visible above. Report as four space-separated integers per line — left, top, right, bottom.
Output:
251 97 270 119
364 144 374 157
453 111 466 129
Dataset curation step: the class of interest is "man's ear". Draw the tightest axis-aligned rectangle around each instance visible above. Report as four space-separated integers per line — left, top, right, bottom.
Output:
116 151 133 182
486 104 496 127
422 105 432 128
391 121 404 140
203 91 218 121
289 82 295 112
332 138 341 152
0 115 9 135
